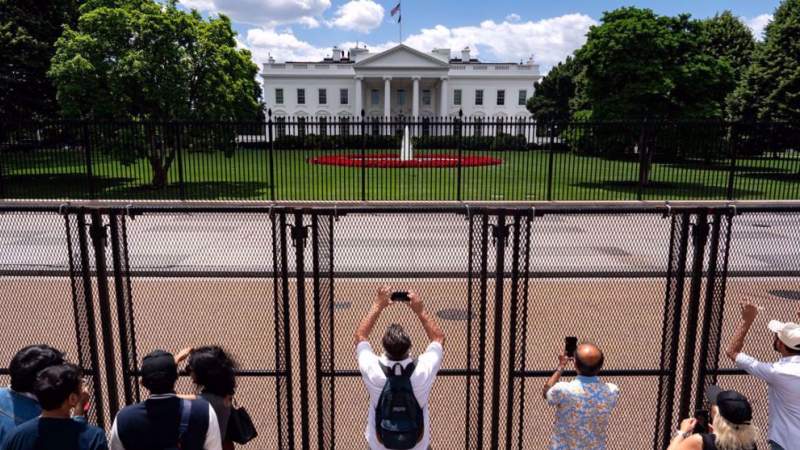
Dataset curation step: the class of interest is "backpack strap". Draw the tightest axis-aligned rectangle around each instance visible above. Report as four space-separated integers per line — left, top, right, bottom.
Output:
178 399 192 441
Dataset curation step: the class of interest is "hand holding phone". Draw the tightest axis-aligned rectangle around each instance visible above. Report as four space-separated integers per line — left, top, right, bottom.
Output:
693 410 709 434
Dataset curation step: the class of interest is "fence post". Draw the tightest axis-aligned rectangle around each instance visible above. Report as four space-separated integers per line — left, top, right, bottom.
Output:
637 122 647 201
457 110 464 201
360 110 366 202
546 123 555 201
0 145 5 199
175 123 186 201
88 210 121 420
290 213 311 450
268 110 276 201
727 124 736 200
82 123 96 199
677 213 710 421
489 214 509 450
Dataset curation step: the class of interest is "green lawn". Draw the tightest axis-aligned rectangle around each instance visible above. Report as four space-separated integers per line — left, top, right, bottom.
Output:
3 147 799 200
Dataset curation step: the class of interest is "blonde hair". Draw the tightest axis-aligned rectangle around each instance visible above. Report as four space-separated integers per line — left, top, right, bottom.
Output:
712 406 759 450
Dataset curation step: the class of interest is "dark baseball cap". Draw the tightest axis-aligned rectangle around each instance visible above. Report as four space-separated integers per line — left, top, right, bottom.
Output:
706 385 752 425
141 350 177 381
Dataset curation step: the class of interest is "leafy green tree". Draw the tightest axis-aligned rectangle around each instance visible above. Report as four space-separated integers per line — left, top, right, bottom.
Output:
700 11 756 85
0 0 78 121
574 7 733 121
49 0 261 187
526 56 580 123
729 0 800 123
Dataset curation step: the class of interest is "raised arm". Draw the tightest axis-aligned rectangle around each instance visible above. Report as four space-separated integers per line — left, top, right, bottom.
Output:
408 292 445 345
354 285 392 345
725 301 759 362
542 353 569 400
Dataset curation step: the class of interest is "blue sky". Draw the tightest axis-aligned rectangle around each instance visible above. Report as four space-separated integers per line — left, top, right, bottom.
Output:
177 0 779 70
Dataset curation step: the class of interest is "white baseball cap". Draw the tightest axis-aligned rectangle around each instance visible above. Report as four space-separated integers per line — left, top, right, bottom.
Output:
768 320 800 350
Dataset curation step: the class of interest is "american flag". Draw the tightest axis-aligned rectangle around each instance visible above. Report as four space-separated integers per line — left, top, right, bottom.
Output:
390 2 401 22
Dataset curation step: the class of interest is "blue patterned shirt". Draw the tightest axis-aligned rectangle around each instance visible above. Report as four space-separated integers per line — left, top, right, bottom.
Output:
546 375 619 450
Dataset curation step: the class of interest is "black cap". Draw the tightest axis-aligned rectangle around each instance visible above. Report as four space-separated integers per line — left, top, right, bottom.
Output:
141 350 177 381
706 385 753 425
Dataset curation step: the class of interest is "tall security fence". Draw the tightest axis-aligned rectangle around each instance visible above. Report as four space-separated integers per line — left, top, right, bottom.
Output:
1 202 799 449
1 118 799 201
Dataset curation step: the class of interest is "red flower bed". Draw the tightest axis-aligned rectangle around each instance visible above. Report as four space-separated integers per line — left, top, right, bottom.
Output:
308 153 502 168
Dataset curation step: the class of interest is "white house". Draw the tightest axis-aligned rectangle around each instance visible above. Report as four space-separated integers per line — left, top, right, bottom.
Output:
261 44 541 119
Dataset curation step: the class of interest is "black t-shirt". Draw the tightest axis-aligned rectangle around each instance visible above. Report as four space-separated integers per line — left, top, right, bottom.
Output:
0 417 107 450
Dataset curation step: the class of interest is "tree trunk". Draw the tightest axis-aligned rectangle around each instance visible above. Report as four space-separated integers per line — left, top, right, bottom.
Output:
149 156 168 188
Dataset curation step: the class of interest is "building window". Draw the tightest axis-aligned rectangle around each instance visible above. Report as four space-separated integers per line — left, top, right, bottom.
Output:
454 89 462 106
275 88 284 105
371 89 380 105
422 89 432 106
318 89 327 105
397 89 406 106
518 90 527 106
276 117 286 138
297 88 305 105
497 90 505 106
340 89 348 105
475 89 484 106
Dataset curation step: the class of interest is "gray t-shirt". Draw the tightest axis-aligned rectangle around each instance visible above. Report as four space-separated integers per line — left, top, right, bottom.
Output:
200 393 231 441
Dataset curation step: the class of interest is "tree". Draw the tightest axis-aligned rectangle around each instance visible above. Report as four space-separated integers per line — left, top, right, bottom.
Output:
729 0 800 123
526 57 580 123
0 0 78 121
573 7 733 121
700 11 756 85
49 0 261 187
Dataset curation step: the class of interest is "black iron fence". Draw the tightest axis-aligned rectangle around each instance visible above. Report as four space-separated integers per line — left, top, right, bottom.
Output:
1 118 798 201
1 201 799 449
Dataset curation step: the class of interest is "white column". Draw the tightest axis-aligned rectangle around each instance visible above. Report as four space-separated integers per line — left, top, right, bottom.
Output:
354 76 363 117
412 76 420 118
439 76 449 117
383 76 392 118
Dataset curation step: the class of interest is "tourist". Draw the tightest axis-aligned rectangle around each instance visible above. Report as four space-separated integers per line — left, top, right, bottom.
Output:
354 286 445 450
543 342 619 449
725 300 800 450
0 345 65 442
108 350 222 450
667 386 757 450
175 346 238 450
1 364 107 450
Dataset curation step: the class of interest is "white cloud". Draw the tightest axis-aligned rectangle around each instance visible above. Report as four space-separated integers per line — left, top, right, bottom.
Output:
329 0 384 33
179 0 331 28
745 14 772 41
505 13 521 23
242 13 595 72
402 14 596 69
245 27 329 62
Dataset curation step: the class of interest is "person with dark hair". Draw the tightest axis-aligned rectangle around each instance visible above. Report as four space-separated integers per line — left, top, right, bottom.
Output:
108 350 222 450
175 346 237 449
542 342 619 449
1 364 107 450
725 301 800 450
354 286 445 450
0 345 65 442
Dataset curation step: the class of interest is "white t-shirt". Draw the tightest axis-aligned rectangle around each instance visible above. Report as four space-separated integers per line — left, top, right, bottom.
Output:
736 353 800 448
356 340 444 450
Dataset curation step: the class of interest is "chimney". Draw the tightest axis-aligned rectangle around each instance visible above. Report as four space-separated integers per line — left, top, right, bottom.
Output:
268 54 275 64
461 47 471 62
350 46 369 61
332 46 343 62
526 54 535 65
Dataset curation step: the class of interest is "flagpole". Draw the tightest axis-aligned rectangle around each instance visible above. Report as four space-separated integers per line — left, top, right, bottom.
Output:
399 2 402 43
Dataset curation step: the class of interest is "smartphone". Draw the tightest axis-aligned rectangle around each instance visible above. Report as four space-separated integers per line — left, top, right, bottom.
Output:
693 409 709 434
391 291 410 302
565 336 578 358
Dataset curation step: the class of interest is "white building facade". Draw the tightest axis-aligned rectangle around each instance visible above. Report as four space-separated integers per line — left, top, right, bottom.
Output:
261 44 541 119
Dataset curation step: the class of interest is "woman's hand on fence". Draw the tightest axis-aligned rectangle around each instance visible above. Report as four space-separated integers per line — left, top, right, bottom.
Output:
678 418 697 434
738 300 759 324
175 347 194 364
375 285 392 309
557 353 570 370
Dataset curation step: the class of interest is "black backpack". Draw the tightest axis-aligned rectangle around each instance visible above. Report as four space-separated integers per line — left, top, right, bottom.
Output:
375 360 424 450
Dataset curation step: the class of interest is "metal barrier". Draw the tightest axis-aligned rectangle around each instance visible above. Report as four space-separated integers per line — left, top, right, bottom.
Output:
1 202 799 449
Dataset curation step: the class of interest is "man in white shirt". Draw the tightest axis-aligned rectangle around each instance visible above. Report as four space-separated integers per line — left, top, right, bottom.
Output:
725 300 800 450
354 286 445 450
